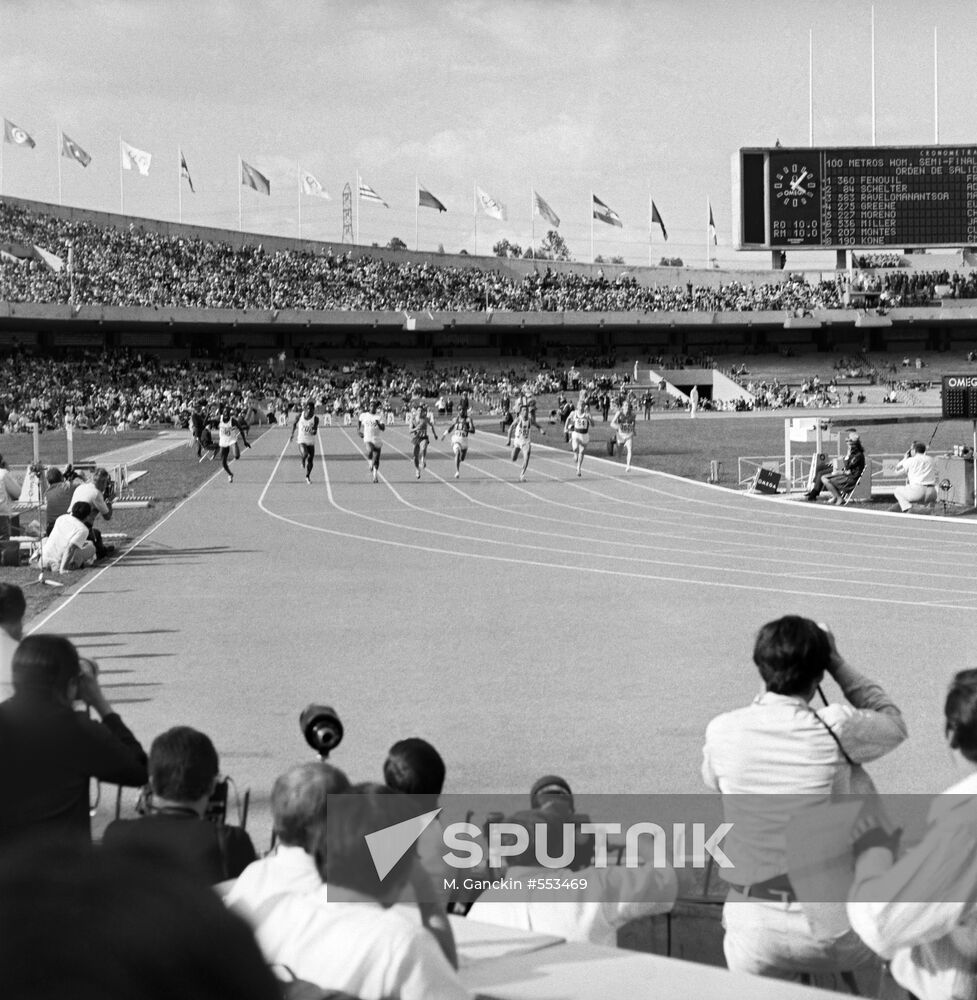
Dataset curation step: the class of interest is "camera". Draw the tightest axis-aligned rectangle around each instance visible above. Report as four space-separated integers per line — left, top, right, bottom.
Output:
300 704 344 759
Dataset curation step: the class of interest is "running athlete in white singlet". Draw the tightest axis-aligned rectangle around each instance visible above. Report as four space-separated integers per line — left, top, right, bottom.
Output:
564 398 594 477
445 408 475 479
609 395 637 472
408 403 438 479
507 405 544 482
290 402 319 483
358 401 386 483
217 410 238 482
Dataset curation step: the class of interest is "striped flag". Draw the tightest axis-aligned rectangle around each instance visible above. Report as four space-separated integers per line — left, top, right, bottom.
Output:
708 200 718 245
358 178 388 207
593 194 622 228
61 132 91 167
301 169 330 199
533 189 560 228
121 139 152 176
650 199 668 241
476 186 506 221
180 150 195 193
3 119 35 148
33 245 65 273
241 159 270 195
418 184 446 212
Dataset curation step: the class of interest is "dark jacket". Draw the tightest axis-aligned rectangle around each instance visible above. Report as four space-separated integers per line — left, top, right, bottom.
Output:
103 809 257 884
0 697 147 846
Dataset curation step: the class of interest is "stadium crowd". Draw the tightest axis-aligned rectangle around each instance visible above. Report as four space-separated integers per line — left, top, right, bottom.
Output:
0 609 973 999
0 201 866 315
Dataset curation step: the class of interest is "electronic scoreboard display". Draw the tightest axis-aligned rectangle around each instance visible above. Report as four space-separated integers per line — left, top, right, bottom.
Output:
942 375 977 420
734 145 977 250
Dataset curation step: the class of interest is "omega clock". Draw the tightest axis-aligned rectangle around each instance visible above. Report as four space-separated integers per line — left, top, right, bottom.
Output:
773 163 817 208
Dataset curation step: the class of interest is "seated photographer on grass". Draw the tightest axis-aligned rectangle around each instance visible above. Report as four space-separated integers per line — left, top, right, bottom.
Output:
39 501 96 572
227 760 350 917
103 725 256 885
0 635 147 846
70 467 115 560
253 783 468 1000
467 791 679 946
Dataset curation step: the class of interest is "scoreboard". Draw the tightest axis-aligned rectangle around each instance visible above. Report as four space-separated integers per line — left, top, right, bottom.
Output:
942 374 977 420
734 145 977 250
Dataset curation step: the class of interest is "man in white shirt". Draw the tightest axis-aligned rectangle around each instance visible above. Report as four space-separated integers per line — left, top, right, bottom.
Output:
0 584 25 699
253 785 467 1000
40 503 97 573
0 455 22 516
702 615 907 981
847 668 977 1000
70 468 114 558
892 441 938 512
226 761 349 920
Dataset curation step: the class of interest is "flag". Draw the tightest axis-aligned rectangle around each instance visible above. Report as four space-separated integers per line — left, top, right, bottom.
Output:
593 194 622 228
650 199 668 241
418 184 446 212
0 241 32 260
476 186 506 221
533 189 560 228
358 179 388 207
300 169 330 199
241 159 270 195
61 132 91 167
3 119 35 148
708 200 718 245
121 139 152 176
33 245 64 273
180 150 195 193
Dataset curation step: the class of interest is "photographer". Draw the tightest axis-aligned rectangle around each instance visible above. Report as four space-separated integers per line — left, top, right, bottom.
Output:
227 761 350 918
39 501 97 572
701 615 907 982
847 669 977 1000
103 726 256 885
892 440 937 513
0 635 147 846
70 467 115 559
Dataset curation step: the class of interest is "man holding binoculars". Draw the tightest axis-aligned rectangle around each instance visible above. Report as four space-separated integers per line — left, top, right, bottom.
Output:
892 441 937 513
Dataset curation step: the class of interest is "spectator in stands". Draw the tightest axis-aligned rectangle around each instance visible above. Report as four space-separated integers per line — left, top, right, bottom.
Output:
38 501 96 572
822 430 867 505
253 783 467 1000
467 800 678 946
0 634 147 846
0 583 25 699
70 467 115 559
892 441 937 513
0 838 281 1000
103 725 256 885
227 760 350 919
847 668 977 1000
702 616 907 982
0 455 21 516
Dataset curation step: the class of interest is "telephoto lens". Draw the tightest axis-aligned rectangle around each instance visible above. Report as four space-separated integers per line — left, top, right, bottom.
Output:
299 704 343 758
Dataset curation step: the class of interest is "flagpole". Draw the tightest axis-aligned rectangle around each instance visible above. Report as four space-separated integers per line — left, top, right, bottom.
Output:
530 188 535 263
297 164 302 241
178 149 183 224
809 28 814 146
415 176 419 251
119 137 125 216
590 191 595 264
57 127 63 206
706 196 710 268
648 193 652 268
870 4 876 145
473 181 477 257
238 156 243 232
934 26 939 143
355 171 360 245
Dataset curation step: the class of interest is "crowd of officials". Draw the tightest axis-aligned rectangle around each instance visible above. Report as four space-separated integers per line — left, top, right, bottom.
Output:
4 199 975 316
0 591 973 1000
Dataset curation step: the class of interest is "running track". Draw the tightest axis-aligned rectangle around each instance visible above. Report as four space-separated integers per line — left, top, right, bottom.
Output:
30 421 974 843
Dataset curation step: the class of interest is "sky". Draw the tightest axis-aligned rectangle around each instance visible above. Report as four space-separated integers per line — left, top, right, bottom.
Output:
2 0 976 268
